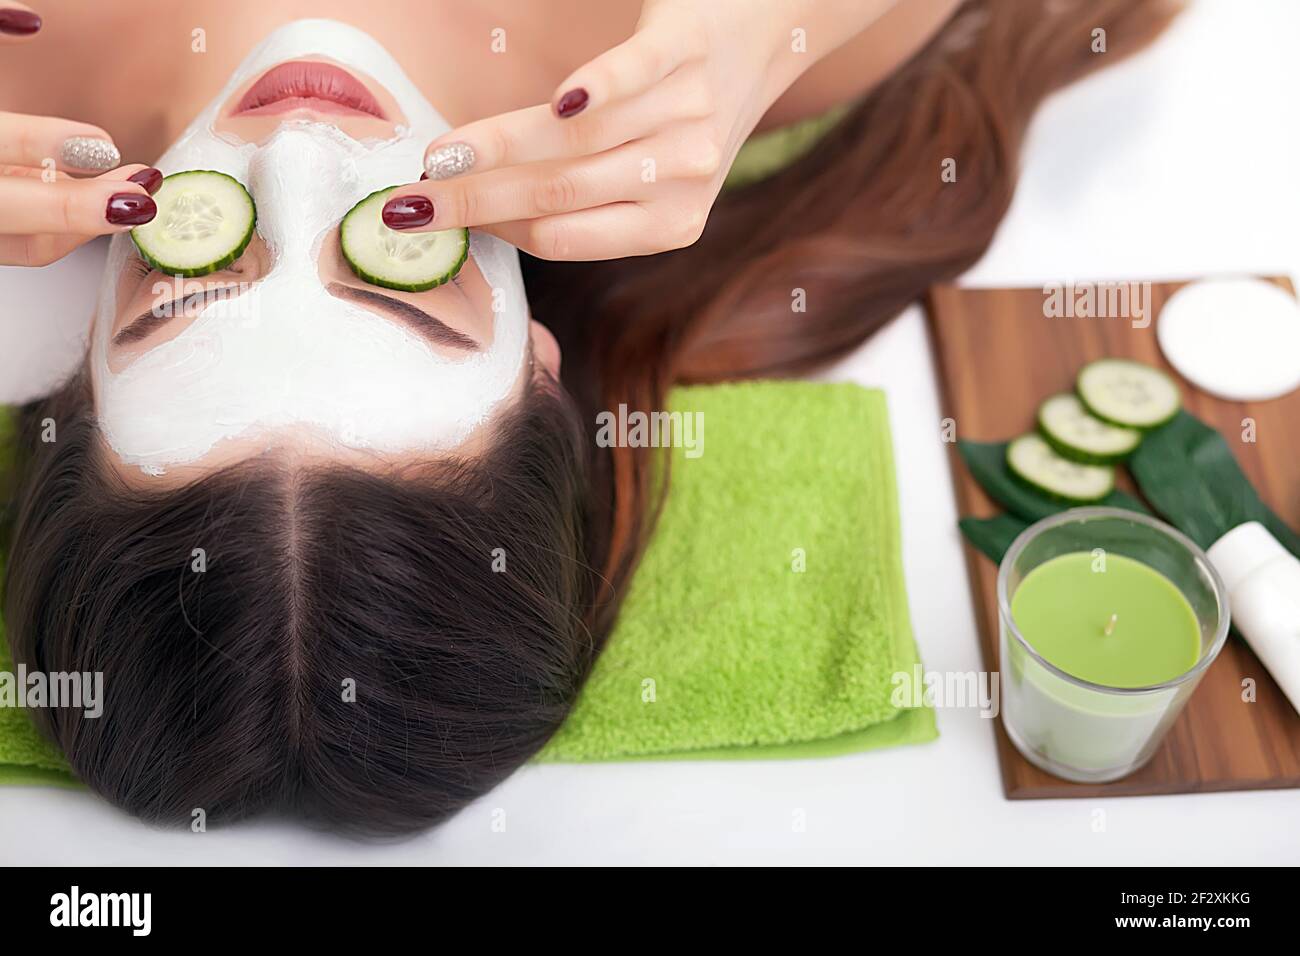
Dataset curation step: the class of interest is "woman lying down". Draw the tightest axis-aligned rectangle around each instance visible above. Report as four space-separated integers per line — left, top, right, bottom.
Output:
0 2 1177 833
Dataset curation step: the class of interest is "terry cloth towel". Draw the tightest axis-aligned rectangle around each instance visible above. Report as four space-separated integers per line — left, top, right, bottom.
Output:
538 382 936 761
0 383 935 786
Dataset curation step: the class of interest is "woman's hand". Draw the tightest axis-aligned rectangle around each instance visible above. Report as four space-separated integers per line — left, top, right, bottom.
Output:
1 4 159 266
383 0 891 260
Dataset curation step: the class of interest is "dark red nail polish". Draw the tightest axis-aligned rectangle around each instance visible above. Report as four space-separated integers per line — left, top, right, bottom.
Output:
419 171 429 181
106 193 156 226
0 8 42 35
127 167 163 195
555 88 589 118
381 195 434 229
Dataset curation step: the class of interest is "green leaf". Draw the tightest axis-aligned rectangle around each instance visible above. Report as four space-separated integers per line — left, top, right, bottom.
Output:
1129 411 1300 557
959 514 1031 564
956 439 1149 523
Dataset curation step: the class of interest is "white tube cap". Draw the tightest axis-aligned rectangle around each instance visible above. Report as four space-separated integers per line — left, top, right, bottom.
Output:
1207 521 1289 594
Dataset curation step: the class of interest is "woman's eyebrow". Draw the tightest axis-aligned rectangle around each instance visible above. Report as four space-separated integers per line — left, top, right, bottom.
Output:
113 282 481 351
112 285 243 347
113 309 174 347
327 282 480 351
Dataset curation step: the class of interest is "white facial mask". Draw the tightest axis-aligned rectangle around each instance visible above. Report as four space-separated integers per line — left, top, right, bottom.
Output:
93 19 529 475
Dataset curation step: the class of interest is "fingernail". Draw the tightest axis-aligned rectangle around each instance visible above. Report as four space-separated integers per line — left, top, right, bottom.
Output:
419 171 428 181
106 193 156 227
424 142 476 181
0 8 42 35
127 167 163 195
61 136 121 172
381 195 434 229
555 88 589 119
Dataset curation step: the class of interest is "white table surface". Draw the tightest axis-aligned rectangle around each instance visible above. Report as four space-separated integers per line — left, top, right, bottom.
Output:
2 0 1298 865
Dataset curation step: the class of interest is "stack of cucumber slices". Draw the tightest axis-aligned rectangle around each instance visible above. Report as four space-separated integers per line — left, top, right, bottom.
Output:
1007 359 1182 503
132 173 468 292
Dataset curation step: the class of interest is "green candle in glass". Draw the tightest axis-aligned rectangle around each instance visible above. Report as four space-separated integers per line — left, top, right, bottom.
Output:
997 509 1230 784
1010 552 1201 688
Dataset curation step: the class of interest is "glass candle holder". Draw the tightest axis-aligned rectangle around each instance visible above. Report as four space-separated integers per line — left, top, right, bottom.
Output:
996 507 1231 784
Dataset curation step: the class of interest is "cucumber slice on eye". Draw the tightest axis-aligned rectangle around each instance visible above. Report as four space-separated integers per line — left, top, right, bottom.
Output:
1037 393 1142 464
130 171 257 278
1006 433 1116 503
1076 358 1182 430
340 186 469 293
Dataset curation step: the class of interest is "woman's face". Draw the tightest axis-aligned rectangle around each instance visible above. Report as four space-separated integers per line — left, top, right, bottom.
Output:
92 21 557 480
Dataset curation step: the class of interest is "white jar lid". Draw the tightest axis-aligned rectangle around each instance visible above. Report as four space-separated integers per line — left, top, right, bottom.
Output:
1157 277 1300 401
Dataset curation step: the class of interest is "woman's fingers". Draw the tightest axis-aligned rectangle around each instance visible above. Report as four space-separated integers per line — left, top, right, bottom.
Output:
0 111 122 172
482 201 674 262
0 166 160 265
0 3 42 43
388 142 662 233
0 164 157 235
0 161 155 187
425 104 575 181
549 17 696 118
0 162 63 180
0 231 83 267
420 17 703 181
423 66 711 180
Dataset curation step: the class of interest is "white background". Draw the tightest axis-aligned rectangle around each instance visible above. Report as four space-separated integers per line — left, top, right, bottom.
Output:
2 0 1298 864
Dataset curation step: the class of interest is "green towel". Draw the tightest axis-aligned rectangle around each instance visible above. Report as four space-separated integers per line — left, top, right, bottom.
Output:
0 382 934 787
539 382 936 760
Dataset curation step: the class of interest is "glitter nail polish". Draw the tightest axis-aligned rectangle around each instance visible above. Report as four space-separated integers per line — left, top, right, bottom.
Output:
61 137 121 172
424 142 476 181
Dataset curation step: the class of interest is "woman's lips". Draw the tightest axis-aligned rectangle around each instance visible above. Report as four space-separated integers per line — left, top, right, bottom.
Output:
233 61 386 119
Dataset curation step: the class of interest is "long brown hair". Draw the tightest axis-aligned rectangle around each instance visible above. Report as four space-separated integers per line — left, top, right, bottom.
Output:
3 0 1178 833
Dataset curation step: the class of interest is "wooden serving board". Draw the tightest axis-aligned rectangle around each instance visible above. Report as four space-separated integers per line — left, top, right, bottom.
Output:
926 277 1300 799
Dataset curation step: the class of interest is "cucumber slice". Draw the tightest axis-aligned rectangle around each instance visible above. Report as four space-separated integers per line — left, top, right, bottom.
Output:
131 171 256 278
1076 358 1181 429
1037 393 1142 464
1006 433 1115 503
340 186 468 292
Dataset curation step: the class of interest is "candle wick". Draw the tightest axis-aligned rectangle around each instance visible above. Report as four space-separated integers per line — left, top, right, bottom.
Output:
1103 612 1119 637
